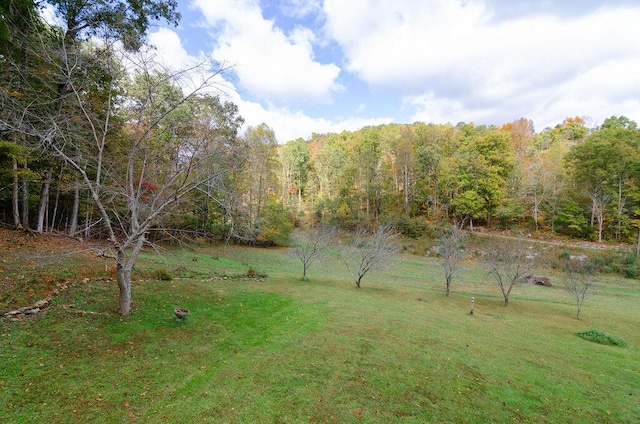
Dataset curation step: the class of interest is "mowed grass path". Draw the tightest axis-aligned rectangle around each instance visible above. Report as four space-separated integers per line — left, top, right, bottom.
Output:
1 244 639 423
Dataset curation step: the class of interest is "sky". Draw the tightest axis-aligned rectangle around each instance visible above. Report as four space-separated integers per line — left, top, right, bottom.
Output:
145 0 640 143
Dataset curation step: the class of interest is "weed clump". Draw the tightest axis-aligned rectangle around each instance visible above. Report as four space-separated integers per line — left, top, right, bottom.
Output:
242 267 267 279
153 269 173 281
577 330 626 347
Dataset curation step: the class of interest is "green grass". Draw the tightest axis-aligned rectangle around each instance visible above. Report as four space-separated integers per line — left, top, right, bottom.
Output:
1 244 639 423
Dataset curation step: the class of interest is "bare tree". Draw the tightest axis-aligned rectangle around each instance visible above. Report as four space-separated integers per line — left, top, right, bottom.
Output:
588 189 612 243
483 241 532 306
438 225 466 296
339 224 398 288
563 258 595 319
290 225 337 280
3 41 243 315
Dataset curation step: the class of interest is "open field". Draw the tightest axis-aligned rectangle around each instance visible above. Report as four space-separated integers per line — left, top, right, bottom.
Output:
1 232 639 423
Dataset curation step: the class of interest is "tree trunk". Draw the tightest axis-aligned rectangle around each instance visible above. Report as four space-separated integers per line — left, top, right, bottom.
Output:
549 179 557 234
596 206 604 243
116 235 146 316
21 158 29 229
84 202 91 239
366 187 370 219
533 193 539 231
69 180 80 235
116 249 133 316
256 175 263 220
116 250 132 316
50 168 63 233
403 161 410 215
616 179 624 240
12 158 22 229
36 168 53 233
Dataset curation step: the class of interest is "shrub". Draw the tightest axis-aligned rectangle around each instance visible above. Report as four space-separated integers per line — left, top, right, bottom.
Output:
553 201 591 239
257 201 294 245
590 251 639 278
623 264 638 279
622 254 638 278
577 330 626 347
153 269 173 281
394 216 429 239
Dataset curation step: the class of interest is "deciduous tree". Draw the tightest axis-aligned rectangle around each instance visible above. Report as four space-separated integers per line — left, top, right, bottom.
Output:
483 241 531 306
47 50 242 315
562 258 595 319
339 224 398 288
280 138 310 212
450 128 516 228
438 225 466 296
565 122 640 242
290 225 337 280
47 0 180 50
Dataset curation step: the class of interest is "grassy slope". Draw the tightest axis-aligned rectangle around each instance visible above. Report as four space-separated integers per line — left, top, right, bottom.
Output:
1 238 639 423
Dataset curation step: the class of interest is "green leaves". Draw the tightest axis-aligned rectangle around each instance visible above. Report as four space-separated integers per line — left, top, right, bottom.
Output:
48 0 180 50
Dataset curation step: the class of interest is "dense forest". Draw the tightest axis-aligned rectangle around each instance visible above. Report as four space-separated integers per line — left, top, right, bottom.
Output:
272 115 640 245
2 1 640 250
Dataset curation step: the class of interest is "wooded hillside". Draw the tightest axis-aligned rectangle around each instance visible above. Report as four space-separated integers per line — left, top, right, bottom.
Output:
2 1 640 248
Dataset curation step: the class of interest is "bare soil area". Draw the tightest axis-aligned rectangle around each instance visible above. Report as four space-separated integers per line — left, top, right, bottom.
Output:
0 227 106 312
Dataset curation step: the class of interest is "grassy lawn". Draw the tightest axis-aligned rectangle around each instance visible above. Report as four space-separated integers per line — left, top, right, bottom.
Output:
1 241 639 423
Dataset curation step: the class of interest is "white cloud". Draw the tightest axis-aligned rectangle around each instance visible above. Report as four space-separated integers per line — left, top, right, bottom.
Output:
407 92 497 127
324 0 640 128
278 0 322 19
147 1 640 141
146 28 234 95
148 28 194 70
38 3 64 28
192 0 342 107
531 57 640 129
235 99 392 142
139 28 380 143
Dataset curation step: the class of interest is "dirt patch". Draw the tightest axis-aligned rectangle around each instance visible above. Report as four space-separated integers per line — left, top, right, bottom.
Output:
0 228 106 312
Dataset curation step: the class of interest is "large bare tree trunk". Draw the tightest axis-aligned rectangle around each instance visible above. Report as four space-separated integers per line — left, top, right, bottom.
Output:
36 168 53 233
116 236 146 316
12 158 22 229
116 251 132 316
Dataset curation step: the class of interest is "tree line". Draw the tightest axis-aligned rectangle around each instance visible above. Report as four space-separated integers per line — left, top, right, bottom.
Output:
267 115 640 247
2 2 640 314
